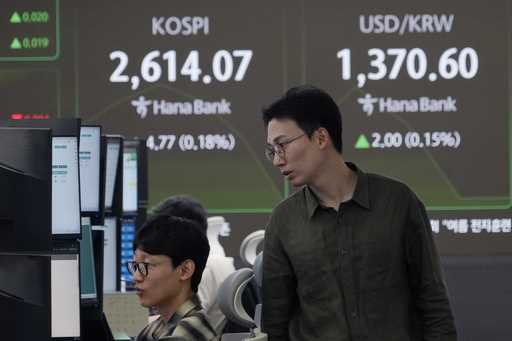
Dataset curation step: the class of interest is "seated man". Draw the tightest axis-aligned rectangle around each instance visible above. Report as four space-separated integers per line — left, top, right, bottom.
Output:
131 214 217 341
149 196 236 334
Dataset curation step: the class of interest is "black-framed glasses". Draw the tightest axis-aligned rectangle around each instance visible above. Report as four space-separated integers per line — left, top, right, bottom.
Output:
265 133 305 162
126 261 152 278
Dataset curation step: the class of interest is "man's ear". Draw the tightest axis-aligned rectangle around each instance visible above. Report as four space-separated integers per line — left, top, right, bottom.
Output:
315 127 331 149
178 259 195 281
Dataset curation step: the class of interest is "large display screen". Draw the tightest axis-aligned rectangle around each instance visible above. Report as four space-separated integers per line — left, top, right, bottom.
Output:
303 3 509 210
52 136 81 235
79 126 101 212
0 0 511 255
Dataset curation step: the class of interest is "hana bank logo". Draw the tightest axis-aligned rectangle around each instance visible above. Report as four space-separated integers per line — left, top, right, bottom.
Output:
357 93 457 114
131 96 152 119
357 93 378 116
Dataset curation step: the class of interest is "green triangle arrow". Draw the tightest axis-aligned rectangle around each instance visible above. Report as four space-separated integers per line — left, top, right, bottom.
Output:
10 12 22 23
10 38 22 49
355 134 370 149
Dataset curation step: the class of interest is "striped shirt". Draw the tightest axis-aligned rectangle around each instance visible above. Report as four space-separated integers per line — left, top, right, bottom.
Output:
136 295 217 341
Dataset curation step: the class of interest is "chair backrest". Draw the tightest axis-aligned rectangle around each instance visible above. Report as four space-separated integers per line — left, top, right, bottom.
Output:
251 252 264 329
218 268 256 329
252 252 263 289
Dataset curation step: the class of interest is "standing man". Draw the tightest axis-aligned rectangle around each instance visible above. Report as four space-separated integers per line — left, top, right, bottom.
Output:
261 85 456 341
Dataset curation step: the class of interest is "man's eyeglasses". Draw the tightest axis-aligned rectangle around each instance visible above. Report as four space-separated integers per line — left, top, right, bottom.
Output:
265 133 305 162
126 261 152 278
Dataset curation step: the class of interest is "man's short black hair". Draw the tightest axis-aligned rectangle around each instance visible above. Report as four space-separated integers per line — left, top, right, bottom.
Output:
134 215 210 292
262 85 343 153
150 195 207 233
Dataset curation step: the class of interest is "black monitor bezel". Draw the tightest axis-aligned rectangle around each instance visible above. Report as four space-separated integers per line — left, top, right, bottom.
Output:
104 135 123 216
0 119 83 240
0 127 52 253
79 125 106 226
0 252 52 341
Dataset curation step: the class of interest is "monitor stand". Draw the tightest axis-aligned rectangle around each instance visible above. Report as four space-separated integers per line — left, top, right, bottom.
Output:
81 306 114 341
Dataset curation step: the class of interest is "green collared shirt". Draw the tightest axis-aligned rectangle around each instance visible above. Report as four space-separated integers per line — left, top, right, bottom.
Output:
262 163 457 341
136 295 217 341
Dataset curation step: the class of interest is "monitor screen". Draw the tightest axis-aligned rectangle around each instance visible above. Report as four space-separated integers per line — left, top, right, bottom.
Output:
79 126 101 212
51 254 80 338
120 218 136 289
80 217 98 302
122 147 138 213
103 217 118 292
105 139 121 210
52 137 81 235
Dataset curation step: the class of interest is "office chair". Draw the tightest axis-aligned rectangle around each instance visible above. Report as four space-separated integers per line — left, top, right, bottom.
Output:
218 268 267 341
251 252 263 328
239 230 265 267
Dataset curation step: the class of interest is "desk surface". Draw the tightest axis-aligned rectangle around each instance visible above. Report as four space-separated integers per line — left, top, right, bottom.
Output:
103 292 149 338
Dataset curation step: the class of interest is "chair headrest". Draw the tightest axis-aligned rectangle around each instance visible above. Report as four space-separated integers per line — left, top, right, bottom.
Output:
218 268 256 329
239 230 265 267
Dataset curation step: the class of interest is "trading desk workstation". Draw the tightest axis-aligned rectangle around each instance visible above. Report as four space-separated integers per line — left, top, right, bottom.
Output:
0 120 148 341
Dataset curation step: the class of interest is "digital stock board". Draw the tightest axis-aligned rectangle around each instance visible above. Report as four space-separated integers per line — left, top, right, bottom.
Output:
0 0 510 256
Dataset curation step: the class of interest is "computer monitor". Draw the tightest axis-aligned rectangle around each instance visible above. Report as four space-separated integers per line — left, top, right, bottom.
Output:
103 216 119 292
51 253 81 339
0 254 51 341
0 127 52 253
122 143 138 214
105 135 123 215
79 126 101 214
0 118 80 137
80 217 98 305
0 119 82 239
52 136 81 237
80 223 114 341
120 217 136 290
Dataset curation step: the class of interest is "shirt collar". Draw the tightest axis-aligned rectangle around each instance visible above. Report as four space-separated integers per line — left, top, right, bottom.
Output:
177 294 202 318
149 295 202 340
304 162 371 219
167 294 202 325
